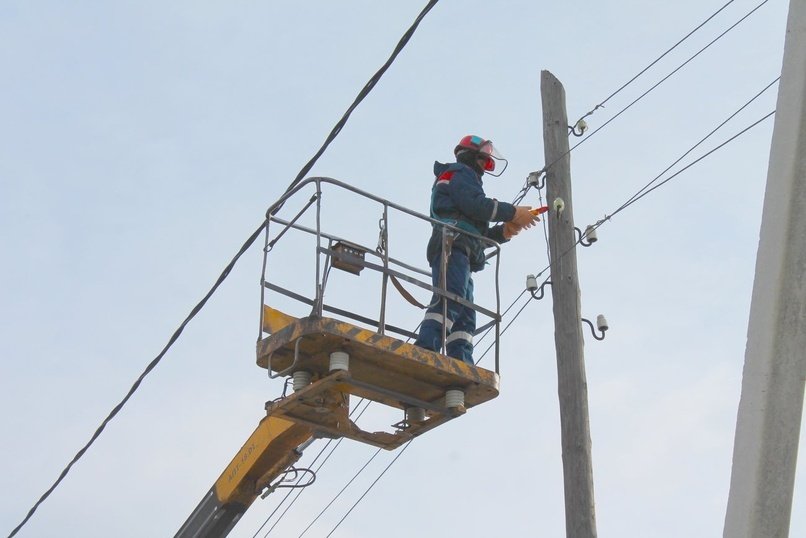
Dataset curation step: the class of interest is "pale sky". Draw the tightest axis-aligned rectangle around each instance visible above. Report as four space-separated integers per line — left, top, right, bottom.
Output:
1 1 800 537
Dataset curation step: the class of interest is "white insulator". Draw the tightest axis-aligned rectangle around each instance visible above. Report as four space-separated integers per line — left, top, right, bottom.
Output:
577 119 588 134
596 314 609 332
329 351 350 372
585 225 598 243
553 197 565 213
526 274 538 291
445 389 465 409
292 371 312 392
406 407 426 423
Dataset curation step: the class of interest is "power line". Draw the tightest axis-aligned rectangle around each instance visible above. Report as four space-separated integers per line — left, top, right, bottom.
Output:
531 76 780 285
565 0 772 159
304 99 779 537
511 107 778 346
574 0 739 125
604 109 776 221
477 289 540 367
296 448 383 538
5 216 265 538
261 5 780 530
251 399 373 538
324 441 414 538
560 110 777 288
606 77 779 218
266 269 538 535
249 440 335 538
274 0 441 211
513 0 769 204
255 323 431 535
512 0 774 207
6 3 441 537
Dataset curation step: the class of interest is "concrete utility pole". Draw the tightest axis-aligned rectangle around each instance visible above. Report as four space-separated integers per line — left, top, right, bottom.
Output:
723 2 806 537
541 70 598 538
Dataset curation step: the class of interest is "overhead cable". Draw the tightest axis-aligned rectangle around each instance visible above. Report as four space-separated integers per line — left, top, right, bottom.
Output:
565 0 772 159
255 400 373 537
526 0 774 192
604 109 776 221
275 0 441 210
273 75 780 538
324 441 414 538
250 439 336 538
606 77 779 218
515 107 778 342
281 16 782 536
296 448 383 538
574 0 738 125
368 106 779 538
512 0 764 207
483 107 777 367
6 3 441 536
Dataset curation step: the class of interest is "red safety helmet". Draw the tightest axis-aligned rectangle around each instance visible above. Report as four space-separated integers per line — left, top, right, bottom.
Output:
453 135 508 176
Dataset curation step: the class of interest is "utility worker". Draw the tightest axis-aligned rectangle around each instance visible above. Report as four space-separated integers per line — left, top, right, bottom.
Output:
414 135 537 365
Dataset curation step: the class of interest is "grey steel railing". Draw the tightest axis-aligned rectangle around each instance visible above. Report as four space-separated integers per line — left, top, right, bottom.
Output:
258 177 502 373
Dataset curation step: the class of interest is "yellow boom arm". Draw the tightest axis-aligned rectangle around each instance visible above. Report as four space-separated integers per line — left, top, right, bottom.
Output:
175 416 313 538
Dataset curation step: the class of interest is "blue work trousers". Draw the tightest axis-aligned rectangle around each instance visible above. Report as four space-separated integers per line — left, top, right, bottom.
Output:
414 249 476 365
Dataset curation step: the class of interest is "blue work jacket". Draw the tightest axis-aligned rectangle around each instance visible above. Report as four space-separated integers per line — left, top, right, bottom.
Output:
426 161 516 271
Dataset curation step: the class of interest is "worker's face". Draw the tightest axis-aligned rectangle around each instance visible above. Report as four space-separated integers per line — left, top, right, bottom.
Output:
477 155 494 172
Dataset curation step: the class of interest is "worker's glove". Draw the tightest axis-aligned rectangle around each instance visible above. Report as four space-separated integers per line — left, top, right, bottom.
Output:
503 221 522 240
512 206 538 229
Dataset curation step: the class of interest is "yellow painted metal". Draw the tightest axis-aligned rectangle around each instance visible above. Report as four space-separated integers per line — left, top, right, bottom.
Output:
262 306 297 334
266 370 439 449
256 312 500 450
257 315 500 408
213 416 312 506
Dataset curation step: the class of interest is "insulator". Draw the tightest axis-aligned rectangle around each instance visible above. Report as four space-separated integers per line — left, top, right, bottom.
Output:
292 370 312 392
445 389 465 409
596 314 609 332
329 351 350 372
406 407 426 423
585 225 598 243
577 119 588 133
526 274 538 291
